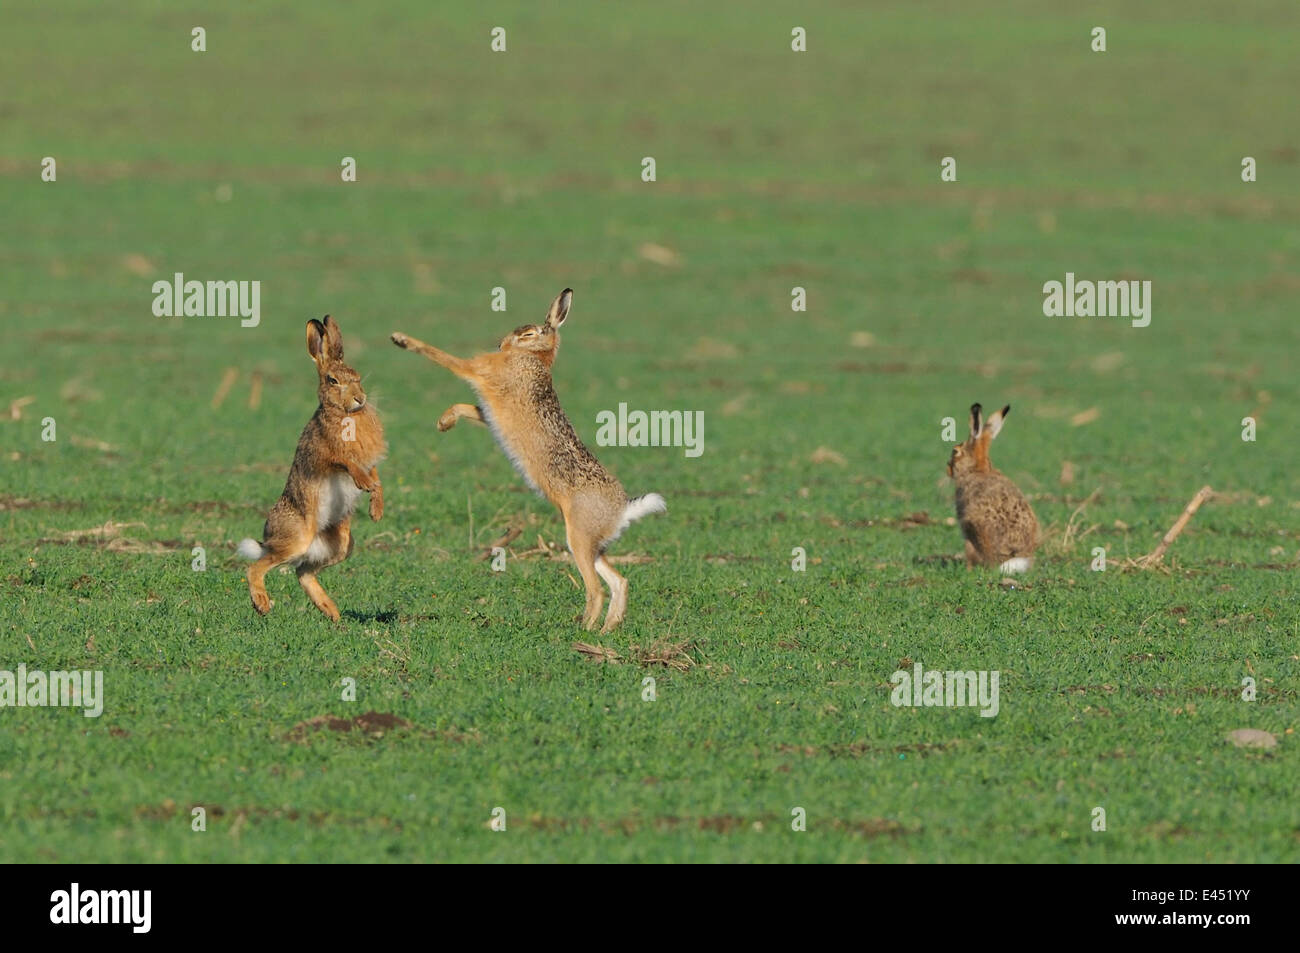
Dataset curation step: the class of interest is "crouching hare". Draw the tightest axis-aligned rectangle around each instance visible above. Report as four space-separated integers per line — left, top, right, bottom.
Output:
391 288 664 633
238 316 386 620
947 403 1038 573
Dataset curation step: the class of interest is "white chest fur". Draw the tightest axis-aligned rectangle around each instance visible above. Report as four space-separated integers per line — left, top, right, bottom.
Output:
316 470 363 530
475 395 542 493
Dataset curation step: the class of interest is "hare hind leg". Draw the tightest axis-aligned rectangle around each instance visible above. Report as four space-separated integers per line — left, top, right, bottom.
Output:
296 568 340 621
296 520 353 622
595 555 628 634
316 518 354 570
565 524 605 631
247 521 315 615
247 552 284 615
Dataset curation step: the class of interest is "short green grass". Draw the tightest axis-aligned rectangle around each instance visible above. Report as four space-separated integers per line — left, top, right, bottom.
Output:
2 0 1298 862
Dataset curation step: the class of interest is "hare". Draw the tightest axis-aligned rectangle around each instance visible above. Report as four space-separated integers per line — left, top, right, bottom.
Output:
390 288 664 633
947 403 1038 573
237 315 386 620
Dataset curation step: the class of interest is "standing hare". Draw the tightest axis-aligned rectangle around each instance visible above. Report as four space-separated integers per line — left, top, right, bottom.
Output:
238 316 386 620
947 403 1038 573
390 288 664 633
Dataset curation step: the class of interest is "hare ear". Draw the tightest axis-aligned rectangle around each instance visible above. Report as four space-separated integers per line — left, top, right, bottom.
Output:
969 403 983 438
321 315 344 361
983 404 1010 441
306 319 327 365
545 288 573 329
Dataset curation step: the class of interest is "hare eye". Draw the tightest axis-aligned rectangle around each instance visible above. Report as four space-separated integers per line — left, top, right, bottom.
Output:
327 375 339 385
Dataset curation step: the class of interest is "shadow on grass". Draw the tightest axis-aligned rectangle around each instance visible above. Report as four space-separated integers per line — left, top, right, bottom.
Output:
341 609 401 623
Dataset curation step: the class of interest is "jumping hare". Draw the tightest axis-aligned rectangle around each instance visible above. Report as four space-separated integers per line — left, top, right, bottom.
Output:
390 288 664 633
238 316 386 620
947 403 1038 573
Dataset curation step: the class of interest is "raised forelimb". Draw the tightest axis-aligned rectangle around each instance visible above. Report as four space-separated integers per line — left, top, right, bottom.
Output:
390 332 483 384
438 403 485 432
367 467 383 520
343 463 383 519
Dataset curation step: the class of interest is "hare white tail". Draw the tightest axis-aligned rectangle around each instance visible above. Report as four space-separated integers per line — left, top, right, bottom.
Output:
607 493 666 544
237 538 266 561
999 557 1031 574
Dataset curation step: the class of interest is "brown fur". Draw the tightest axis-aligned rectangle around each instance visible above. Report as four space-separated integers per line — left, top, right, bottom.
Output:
947 402 1038 570
392 288 662 633
241 316 386 620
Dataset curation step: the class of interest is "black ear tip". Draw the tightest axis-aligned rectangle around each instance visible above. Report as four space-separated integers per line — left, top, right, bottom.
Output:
1002 404 1011 417
561 288 573 298
971 402 982 415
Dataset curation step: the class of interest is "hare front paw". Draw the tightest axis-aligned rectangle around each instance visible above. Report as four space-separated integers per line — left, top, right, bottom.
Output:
369 493 384 521
390 332 410 349
437 409 458 432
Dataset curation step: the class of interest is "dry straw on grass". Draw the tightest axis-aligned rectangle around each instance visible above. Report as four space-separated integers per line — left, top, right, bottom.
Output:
1124 485 1214 572
574 639 695 672
1040 486 1101 557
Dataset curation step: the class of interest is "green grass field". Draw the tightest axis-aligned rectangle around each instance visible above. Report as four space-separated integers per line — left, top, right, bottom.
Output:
2 1 1298 862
